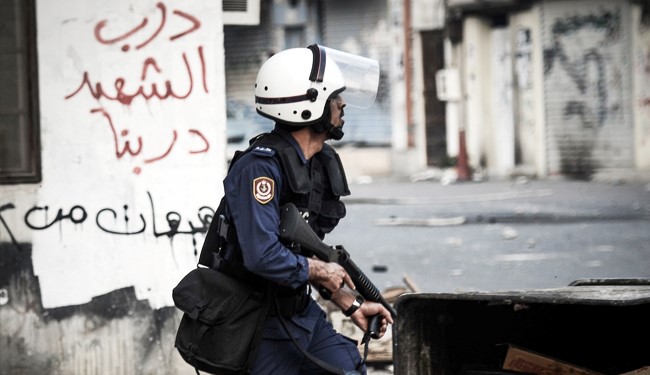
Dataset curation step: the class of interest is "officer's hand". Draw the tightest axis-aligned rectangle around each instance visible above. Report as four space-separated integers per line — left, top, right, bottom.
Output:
349 301 394 339
307 258 354 294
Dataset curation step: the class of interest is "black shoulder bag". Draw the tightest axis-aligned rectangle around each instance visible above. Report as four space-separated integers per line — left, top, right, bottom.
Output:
172 197 271 375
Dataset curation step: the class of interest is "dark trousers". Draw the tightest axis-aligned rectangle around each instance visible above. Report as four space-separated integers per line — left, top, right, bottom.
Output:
249 299 365 374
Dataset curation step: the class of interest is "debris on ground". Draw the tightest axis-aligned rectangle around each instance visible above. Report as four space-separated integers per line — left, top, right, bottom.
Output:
316 275 420 365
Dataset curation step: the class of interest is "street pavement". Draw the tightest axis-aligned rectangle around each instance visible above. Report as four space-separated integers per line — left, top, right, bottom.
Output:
333 172 650 293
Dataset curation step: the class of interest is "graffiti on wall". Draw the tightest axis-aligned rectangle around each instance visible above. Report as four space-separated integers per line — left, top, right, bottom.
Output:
87 107 210 174
63 1 211 175
540 3 636 176
1 193 213 256
18 0 224 309
513 27 536 166
515 28 533 91
543 8 621 129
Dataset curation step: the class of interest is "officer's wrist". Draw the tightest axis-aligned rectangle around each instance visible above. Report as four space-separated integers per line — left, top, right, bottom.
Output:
343 296 364 317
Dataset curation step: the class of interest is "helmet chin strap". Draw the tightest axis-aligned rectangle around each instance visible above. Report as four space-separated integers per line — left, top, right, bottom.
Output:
328 125 344 140
311 102 344 141
311 118 344 141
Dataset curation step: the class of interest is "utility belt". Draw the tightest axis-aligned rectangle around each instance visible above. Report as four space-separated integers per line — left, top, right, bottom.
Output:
268 285 311 318
206 251 309 319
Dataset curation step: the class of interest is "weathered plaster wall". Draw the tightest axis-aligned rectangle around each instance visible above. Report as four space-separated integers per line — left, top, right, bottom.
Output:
488 26 516 177
463 16 491 171
35 0 224 309
0 243 189 374
1 0 225 372
633 2 650 169
511 8 546 176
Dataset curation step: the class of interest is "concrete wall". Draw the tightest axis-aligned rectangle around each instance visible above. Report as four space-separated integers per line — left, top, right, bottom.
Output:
488 26 516 177
463 17 491 171
510 7 547 177
1 0 225 372
632 2 650 169
462 6 544 178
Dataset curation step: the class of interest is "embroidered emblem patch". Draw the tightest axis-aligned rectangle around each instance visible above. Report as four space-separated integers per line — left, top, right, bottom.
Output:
253 177 274 204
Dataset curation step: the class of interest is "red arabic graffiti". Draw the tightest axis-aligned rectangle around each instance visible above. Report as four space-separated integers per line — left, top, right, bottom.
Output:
94 2 201 52
90 107 210 175
63 1 215 175
64 46 207 105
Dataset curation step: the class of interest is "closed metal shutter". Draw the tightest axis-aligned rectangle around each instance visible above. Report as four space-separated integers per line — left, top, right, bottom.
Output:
224 1 272 105
541 0 633 177
224 0 393 146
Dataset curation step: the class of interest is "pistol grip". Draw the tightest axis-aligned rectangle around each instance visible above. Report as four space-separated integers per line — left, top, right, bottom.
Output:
368 314 381 340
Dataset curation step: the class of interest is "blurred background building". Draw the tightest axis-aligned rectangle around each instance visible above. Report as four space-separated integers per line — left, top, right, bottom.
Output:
222 0 650 181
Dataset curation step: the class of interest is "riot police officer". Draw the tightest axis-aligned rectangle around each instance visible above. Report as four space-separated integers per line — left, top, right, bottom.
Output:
222 44 393 374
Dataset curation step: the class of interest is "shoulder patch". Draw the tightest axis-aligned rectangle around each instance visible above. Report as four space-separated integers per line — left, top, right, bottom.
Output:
253 177 275 204
251 146 276 158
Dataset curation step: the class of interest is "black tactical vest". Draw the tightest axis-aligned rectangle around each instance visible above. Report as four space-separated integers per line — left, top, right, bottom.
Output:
198 131 350 300
232 131 350 239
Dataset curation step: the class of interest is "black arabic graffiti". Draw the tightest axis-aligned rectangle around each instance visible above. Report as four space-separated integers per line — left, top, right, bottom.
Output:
146 191 214 240
146 192 214 251
25 205 88 229
96 205 146 235
0 203 22 251
0 192 215 254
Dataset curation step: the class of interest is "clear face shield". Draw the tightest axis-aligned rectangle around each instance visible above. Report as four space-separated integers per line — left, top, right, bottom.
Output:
320 46 380 109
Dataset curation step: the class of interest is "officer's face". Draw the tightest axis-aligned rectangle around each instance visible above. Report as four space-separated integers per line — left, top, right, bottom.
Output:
330 94 346 128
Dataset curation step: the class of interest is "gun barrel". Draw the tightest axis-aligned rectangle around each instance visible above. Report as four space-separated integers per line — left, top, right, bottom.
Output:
342 257 398 318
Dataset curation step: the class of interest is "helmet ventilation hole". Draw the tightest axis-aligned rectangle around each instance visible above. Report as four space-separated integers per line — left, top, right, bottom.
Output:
265 86 269 91
301 110 311 120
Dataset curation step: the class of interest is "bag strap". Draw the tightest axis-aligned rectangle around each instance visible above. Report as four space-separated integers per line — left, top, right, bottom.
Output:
237 285 274 375
197 197 227 267
189 323 210 375
198 198 255 279
273 298 367 375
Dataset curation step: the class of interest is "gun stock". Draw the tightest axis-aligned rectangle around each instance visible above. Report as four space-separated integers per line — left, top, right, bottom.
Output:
279 203 397 338
279 203 337 263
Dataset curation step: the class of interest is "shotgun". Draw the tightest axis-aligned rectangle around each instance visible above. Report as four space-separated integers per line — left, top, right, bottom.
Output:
279 203 397 339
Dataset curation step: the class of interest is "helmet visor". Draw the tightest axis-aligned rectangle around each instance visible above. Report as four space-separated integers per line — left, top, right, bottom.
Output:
321 46 379 109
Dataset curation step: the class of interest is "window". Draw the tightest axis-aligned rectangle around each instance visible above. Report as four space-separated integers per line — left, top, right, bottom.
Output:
284 26 305 48
0 0 40 184
223 0 261 25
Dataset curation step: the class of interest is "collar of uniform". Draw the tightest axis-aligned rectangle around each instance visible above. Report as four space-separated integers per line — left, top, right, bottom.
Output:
272 127 309 165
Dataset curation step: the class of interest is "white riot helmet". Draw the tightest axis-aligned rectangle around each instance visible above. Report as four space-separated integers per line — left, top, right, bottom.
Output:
254 44 379 127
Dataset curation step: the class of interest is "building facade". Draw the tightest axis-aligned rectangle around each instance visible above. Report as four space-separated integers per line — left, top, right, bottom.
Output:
443 0 650 179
